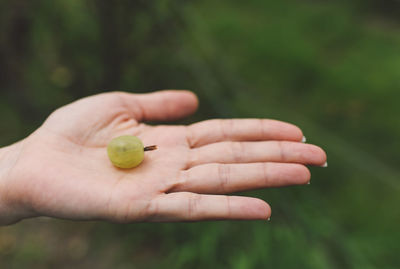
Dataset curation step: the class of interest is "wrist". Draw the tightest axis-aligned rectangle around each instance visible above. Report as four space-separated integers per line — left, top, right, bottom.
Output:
0 141 32 225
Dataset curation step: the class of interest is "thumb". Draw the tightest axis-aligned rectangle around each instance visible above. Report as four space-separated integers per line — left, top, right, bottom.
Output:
127 90 199 122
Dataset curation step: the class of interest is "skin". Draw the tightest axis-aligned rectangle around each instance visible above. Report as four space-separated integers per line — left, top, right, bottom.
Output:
0 90 327 225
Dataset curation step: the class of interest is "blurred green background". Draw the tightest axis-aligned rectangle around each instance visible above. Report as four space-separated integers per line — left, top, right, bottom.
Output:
1 0 400 268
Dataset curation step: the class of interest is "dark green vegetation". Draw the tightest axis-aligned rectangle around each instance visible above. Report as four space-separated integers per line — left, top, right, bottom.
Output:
1 0 400 268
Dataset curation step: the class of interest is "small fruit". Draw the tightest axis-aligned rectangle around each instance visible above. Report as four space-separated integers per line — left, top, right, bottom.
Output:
107 135 156 169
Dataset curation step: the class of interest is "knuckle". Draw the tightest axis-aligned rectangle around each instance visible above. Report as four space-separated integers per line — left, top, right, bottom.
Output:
220 119 233 140
217 164 231 192
292 143 312 160
112 203 134 224
230 141 245 162
277 141 287 161
258 119 266 137
188 193 202 219
225 196 232 217
261 163 271 186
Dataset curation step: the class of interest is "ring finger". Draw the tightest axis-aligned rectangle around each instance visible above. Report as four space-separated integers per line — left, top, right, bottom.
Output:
171 162 311 194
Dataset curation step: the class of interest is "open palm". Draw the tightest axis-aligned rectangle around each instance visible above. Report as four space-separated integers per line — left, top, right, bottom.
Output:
4 90 326 223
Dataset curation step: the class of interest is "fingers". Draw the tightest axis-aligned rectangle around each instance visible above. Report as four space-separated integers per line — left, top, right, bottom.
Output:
171 163 310 194
188 141 327 168
187 119 303 148
121 90 198 122
147 192 271 221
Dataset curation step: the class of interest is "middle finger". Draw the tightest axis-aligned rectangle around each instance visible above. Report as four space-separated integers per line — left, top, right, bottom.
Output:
187 141 326 168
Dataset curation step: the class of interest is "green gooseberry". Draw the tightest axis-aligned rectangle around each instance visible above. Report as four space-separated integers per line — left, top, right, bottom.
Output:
107 135 156 169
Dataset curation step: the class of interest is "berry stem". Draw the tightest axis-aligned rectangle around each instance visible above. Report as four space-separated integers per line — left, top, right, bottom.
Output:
144 145 157 151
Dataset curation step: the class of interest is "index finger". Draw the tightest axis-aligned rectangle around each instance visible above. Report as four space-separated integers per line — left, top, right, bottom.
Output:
186 119 304 148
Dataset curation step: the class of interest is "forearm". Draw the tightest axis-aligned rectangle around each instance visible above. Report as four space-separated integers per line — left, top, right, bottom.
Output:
0 141 31 225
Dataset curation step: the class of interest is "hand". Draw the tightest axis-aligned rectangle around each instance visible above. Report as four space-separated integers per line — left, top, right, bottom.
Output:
0 90 326 225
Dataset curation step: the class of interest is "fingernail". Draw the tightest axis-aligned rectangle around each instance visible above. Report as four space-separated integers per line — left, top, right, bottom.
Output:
301 136 307 143
321 162 328 168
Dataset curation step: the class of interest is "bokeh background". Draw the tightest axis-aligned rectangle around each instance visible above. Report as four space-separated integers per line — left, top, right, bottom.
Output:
1 0 400 268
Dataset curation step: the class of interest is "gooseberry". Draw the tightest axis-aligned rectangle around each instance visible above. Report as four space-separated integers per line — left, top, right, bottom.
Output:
107 135 156 169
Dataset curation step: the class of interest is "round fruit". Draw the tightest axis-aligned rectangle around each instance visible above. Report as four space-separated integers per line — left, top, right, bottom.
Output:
107 135 145 169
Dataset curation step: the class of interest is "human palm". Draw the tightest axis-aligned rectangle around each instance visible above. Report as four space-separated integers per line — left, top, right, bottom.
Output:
3 90 326 224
